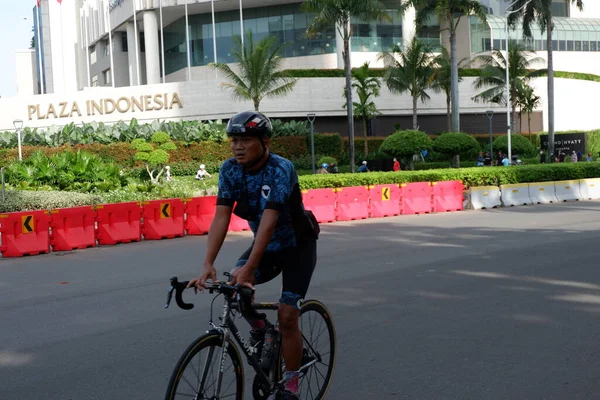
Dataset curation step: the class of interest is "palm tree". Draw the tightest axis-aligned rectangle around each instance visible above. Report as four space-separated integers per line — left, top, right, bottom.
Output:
379 37 435 130
210 32 297 111
517 83 542 142
506 0 584 159
302 0 389 173
471 42 545 133
430 47 469 132
343 62 382 155
400 0 488 132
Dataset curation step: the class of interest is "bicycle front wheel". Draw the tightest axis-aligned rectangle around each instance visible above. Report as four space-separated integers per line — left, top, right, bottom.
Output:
164 332 244 400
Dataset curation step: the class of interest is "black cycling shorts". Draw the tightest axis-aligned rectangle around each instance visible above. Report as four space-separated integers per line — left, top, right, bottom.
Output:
234 238 317 309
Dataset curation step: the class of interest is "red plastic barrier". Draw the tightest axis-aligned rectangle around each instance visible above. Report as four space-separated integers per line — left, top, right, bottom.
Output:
49 206 97 251
302 188 336 223
335 186 370 221
0 210 50 257
186 196 217 235
229 212 251 232
432 180 464 212
400 182 433 215
95 202 142 245
369 184 401 218
141 199 185 240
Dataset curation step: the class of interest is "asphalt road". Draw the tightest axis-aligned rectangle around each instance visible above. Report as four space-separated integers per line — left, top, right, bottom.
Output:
2 201 600 400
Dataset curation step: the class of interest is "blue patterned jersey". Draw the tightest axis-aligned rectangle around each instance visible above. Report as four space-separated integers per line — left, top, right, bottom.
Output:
217 154 307 252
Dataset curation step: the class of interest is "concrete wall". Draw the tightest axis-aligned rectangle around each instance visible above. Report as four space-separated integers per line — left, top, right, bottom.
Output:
1 75 597 134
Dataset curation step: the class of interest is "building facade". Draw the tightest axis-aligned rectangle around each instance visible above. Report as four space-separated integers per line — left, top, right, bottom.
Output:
4 0 600 134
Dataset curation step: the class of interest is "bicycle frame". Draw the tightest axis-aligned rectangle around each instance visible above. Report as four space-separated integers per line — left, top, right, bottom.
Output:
209 299 280 398
165 276 323 399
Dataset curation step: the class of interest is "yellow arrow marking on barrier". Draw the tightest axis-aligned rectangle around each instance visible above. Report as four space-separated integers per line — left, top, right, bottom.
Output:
22 215 34 234
382 187 390 201
160 203 171 219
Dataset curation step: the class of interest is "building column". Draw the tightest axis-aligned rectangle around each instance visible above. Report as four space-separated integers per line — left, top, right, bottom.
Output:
143 10 161 85
126 21 139 86
402 5 416 46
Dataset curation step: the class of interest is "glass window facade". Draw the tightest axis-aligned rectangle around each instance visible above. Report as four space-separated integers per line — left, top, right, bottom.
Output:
163 2 406 76
470 15 600 54
350 9 403 52
416 15 441 52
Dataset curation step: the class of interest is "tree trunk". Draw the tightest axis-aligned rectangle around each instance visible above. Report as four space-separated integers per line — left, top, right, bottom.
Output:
512 103 518 140
253 98 260 111
528 112 532 143
343 21 356 173
363 116 369 155
547 15 555 161
449 21 460 132
412 96 418 130
446 92 451 132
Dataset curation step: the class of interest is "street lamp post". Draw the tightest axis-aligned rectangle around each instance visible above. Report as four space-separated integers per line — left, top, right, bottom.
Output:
505 0 532 165
486 110 494 158
13 119 23 162
307 113 316 174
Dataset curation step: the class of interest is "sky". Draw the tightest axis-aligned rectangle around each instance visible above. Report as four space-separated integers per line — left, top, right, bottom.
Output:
0 0 37 98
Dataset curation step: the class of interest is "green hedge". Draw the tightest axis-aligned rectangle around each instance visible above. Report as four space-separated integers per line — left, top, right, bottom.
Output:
298 162 600 190
0 190 102 213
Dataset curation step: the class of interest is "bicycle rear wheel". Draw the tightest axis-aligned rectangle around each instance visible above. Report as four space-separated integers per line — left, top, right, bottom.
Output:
276 299 337 400
165 332 244 400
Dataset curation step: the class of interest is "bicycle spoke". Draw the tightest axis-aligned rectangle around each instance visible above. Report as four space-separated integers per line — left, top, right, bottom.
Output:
174 391 199 398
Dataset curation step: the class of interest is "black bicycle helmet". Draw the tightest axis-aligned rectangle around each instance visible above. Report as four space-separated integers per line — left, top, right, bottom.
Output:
226 111 273 138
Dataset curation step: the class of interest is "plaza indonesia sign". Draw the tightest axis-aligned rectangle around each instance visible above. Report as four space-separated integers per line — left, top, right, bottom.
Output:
540 132 586 155
27 93 183 121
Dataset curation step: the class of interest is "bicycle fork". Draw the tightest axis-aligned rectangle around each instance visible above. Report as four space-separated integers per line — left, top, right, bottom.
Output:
215 329 231 398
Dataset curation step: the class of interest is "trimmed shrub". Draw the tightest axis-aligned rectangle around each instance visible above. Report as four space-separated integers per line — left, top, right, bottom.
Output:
270 136 308 160
380 130 433 169
433 132 481 162
380 130 433 158
318 156 338 167
492 134 536 158
0 190 102 213
343 137 386 157
311 133 344 160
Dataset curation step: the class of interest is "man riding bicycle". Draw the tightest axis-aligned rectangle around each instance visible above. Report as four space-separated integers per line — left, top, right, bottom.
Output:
187 111 320 400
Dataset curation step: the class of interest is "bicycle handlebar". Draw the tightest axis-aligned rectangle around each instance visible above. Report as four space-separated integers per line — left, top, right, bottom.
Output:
164 274 255 311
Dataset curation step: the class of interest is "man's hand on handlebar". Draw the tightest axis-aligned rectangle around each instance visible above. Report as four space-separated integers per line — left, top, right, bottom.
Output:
187 264 217 293
230 265 256 291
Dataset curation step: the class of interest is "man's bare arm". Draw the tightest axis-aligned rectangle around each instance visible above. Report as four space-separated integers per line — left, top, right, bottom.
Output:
203 205 233 268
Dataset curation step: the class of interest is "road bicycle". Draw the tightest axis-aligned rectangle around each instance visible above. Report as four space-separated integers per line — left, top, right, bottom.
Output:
164 273 337 400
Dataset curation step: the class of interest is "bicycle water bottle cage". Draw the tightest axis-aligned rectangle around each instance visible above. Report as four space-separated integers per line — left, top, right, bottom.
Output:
238 286 266 320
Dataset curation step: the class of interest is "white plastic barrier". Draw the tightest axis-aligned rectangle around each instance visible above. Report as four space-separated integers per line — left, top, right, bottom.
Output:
578 178 600 200
469 186 501 209
554 180 582 202
500 183 532 206
528 182 559 204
